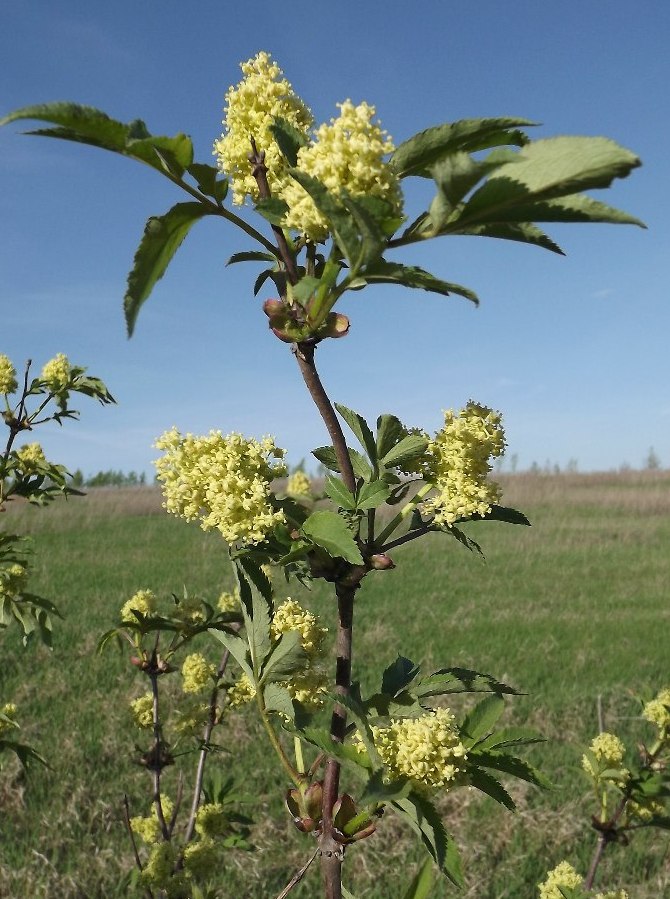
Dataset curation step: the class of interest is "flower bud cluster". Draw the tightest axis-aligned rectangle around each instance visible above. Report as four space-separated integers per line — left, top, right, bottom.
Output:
643 687 670 732
538 861 628 899
0 354 17 395
286 470 312 498
415 401 505 526
40 353 72 392
121 588 158 623
282 100 403 242
581 731 627 778
181 653 216 694
130 797 174 844
363 707 468 792
153 428 287 546
130 692 154 729
0 563 27 598
15 442 47 472
213 51 313 205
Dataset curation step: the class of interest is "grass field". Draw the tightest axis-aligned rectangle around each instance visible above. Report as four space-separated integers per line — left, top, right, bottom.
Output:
1 471 669 898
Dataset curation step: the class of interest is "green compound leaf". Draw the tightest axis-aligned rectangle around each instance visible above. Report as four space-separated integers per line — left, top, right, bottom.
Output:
360 768 411 806
124 202 215 336
312 445 373 482
300 510 364 564
392 793 463 887
254 197 289 224
375 414 405 460
226 250 277 266
390 116 535 177
360 260 479 305
469 749 552 790
460 694 506 746
447 525 484 557
474 727 545 751
210 629 253 682
381 433 429 469
474 504 531 526
453 221 566 254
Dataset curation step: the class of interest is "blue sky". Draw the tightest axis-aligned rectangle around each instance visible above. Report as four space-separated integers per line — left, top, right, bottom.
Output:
2 1 668 476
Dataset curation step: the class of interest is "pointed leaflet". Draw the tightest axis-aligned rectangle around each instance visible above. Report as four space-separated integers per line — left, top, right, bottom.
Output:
210 629 253 681
469 749 552 789
312 445 373 481
459 136 642 225
429 149 519 211
467 767 516 810
356 480 391 510
475 505 531 526
324 475 357 511
460 694 506 747
188 162 229 202
447 526 484 557
334 404 378 464
270 116 309 167
226 251 277 266
475 727 545 751
390 117 535 177
381 656 422 697
376 414 405 460
416 667 519 698
381 433 429 469
124 203 215 336
401 859 435 899
361 261 479 305
300 510 364 564
260 630 307 685
392 793 463 887
360 768 411 806
454 222 565 255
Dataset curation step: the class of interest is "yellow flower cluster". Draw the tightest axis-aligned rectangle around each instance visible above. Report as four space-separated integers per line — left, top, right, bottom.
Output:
130 797 174 844
418 401 505 527
537 861 582 899
181 653 216 694
283 100 402 242
130 692 154 729
213 51 313 205
16 442 46 472
182 836 218 876
582 731 626 777
285 669 329 710
40 353 71 391
139 842 182 894
595 892 629 899
0 563 27 597
120 588 157 623
173 593 206 624
628 798 664 822
227 672 257 708
0 354 17 394
286 470 312 498
153 428 287 546
643 687 670 731
368 707 468 791
217 590 240 613
173 697 210 735
195 801 228 837
271 598 327 656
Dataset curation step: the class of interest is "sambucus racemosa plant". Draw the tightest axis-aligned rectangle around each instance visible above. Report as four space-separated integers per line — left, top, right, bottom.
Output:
2 51 646 897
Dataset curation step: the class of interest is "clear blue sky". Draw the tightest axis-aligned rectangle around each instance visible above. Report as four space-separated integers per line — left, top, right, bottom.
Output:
2 1 668 476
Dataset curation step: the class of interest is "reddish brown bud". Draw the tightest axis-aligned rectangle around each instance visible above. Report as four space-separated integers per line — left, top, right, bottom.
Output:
263 298 284 317
317 312 350 339
368 553 396 570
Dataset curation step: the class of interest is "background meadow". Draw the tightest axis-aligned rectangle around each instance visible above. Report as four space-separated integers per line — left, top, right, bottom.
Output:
1 470 668 898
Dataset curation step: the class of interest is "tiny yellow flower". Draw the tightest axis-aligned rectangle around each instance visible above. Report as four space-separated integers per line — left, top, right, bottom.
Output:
130 692 154 729
182 836 218 876
40 353 71 391
0 563 28 597
173 593 206 623
286 470 312 498
130 797 174 844
595 892 629 899
582 731 626 778
628 798 664 822
214 51 313 205
537 861 583 899
0 354 17 394
283 99 402 242
120 588 157 623
153 428 287 546
181 653 216 694
285 668 329 710
139 841 178 890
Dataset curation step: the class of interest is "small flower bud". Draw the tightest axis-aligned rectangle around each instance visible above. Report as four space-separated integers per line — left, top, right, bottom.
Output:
263 298 285 317
317 312 350 339
368 553 396 570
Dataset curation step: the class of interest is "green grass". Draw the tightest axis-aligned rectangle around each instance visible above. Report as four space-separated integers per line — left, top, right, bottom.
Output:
1 472 669 898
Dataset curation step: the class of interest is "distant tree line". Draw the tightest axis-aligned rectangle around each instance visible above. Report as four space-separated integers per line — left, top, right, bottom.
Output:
69 469 147 488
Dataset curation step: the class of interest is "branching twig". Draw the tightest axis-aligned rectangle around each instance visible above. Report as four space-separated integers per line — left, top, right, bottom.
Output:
123 795 154 899
275 847 320 899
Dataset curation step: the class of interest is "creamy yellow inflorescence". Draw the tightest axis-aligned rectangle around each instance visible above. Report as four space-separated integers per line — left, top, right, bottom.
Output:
285 470 312 498
366 707 468 792
282 100 403 242
121 588 158 623
130 692 154 729
0 354 17 395
213 51 313 205
643 687 670 730
582 731 626 777
417 401 505 527
153 428 287 546
181 653 216 694
270 598 327 656
0 563 27 597
537 861 583 899
16 442 46 471
40 353 71 391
